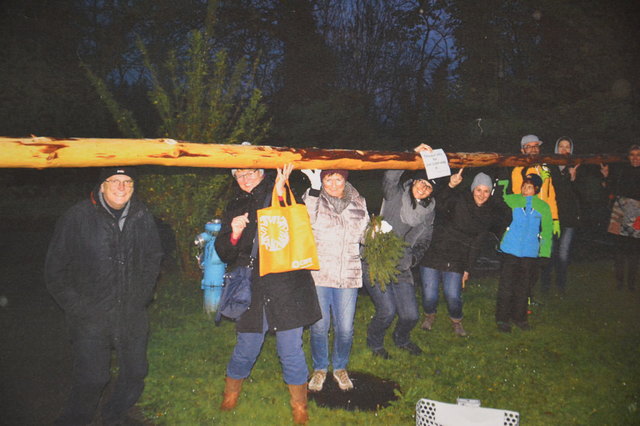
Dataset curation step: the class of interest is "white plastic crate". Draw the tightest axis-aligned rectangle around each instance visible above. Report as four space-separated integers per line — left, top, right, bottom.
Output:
416 398 520 426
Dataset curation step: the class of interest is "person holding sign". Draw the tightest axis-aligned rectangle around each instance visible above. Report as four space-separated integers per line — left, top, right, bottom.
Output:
419 147 510 336
215 164 321 425
363 143 437 359
302 169 369 392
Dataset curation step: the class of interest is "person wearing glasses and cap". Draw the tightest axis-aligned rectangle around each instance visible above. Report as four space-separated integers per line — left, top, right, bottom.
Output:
45 167 163 425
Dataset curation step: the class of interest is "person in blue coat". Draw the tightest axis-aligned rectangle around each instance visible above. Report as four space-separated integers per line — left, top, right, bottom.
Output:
496 174 553 332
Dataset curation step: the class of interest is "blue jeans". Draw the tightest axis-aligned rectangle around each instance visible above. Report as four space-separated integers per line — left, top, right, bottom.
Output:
363 275 419 350
310 286 358 371
420 267 463 320
226 311 308 385
541 227 575 291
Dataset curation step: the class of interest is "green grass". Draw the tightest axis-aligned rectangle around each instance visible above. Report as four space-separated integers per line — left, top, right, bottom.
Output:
141 261 640 425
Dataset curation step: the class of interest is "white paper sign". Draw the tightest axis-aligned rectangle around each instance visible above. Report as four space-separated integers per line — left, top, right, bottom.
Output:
419 149 451 179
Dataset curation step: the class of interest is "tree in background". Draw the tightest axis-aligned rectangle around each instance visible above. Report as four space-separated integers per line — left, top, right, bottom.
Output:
449 0 640 153
86 3 270 275
0 0 116 137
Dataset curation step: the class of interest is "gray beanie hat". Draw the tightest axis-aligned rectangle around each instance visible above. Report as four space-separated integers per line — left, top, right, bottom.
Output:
470 172 493 192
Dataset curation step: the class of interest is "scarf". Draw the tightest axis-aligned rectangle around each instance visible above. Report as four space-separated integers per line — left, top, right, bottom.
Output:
322 181 356 214
99 191 131 231
400 184 431 227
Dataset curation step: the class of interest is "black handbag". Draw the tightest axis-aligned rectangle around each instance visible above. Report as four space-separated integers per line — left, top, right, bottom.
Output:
215 236 258 324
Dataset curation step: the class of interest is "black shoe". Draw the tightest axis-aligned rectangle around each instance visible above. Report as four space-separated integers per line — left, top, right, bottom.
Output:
514 321 531 331
371 347 391 359
497 322 511 333
397 341 423 356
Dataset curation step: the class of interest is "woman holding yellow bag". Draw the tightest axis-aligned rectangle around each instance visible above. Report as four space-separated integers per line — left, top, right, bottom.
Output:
215 164 321 424
302 169 369 392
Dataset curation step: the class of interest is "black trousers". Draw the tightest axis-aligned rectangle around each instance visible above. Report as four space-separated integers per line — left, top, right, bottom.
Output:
612 235 640 290
496 254 537 324
55 322 149 426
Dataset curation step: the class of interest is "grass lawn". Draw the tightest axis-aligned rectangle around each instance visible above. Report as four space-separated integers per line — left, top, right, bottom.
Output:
140 257 640 425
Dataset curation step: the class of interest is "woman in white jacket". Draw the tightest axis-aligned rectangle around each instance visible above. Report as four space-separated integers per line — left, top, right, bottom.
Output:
302 169 369 392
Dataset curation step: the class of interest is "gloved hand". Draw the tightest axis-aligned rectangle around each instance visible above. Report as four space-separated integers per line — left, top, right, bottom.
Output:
553 219 561 237
380 220 393 233
301 169 322 190
539 166 550 181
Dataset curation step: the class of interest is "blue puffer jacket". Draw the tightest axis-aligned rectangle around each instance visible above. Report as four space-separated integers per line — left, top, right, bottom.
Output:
500 194 552 258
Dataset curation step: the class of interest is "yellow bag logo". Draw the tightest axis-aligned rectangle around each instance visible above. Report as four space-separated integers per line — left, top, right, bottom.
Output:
258 215 290 252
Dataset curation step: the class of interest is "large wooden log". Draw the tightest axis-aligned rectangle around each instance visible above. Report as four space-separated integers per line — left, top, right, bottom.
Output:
0 136 627 170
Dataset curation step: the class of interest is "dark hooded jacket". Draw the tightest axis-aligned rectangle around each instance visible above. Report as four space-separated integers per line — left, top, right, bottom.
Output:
420 183 509 273
548 138 582 228
45 188 163 339
214 176 321 333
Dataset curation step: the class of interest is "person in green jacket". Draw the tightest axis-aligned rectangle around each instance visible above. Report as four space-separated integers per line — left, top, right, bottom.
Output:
496 174 552 332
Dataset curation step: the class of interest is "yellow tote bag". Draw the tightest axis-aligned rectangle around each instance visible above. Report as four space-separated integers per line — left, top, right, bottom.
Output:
257 182 319 276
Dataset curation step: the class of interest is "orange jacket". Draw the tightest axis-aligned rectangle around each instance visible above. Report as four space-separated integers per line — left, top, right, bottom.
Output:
511 165 559 221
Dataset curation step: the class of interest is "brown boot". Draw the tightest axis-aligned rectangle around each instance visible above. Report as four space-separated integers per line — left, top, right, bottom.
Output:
220 377 244 411
288 384 309 424
421 313 436 330
450 318 467 337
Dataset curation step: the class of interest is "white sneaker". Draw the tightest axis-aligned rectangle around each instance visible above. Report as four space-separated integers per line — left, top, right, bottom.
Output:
332 369 354 391
308 370 327 392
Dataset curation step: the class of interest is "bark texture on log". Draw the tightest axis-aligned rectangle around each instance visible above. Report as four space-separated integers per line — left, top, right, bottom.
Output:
0 136 627 170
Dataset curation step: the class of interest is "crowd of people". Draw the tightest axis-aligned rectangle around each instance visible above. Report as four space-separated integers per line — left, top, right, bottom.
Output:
44 139 639 425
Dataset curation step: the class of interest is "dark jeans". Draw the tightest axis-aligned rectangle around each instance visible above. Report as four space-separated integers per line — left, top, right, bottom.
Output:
55 325 149 426
496 254 537 324
612 234 640 289
541 227 575 291
363 269 419 350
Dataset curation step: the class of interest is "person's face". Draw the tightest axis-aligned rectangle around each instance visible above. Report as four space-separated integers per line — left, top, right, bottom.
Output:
628 149 640 168
521 142 541 155
557 140 572 155
472 185 491 206
322 173 346 198
521 182 537 196
234 169 264 193
412 179 433 200
100 174 134 210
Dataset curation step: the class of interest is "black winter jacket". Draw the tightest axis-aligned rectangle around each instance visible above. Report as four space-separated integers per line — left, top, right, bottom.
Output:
214 177 321 333
420 184 509 273
45 190 163 338
549 165 581 228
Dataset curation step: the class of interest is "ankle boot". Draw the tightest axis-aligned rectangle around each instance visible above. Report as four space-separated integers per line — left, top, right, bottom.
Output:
220 377 244 411
288 384 309 424
450 318 467 337
421 313 436 330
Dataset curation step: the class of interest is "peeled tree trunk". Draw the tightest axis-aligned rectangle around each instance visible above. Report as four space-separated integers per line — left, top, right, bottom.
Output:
0 136 627 169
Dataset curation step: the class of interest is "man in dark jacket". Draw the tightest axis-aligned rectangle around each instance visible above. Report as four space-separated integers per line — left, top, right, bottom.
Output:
45 167 163 425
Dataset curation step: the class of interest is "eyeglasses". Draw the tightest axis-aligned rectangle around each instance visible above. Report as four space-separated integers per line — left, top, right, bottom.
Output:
234 170 260 181
104 179 134 188
413 180 432 190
